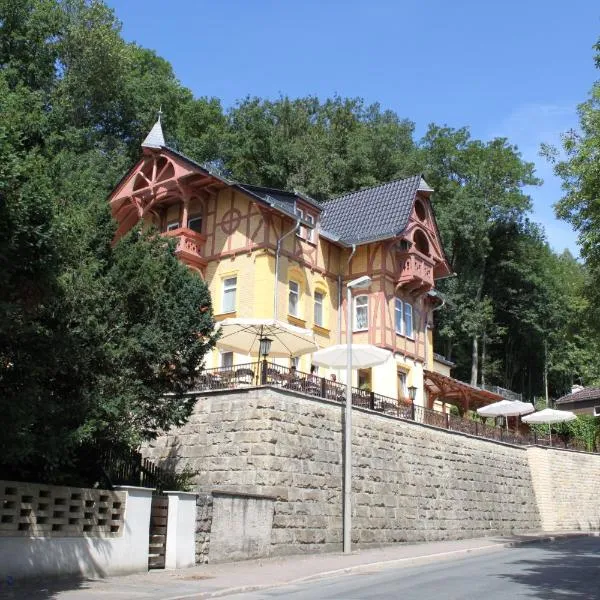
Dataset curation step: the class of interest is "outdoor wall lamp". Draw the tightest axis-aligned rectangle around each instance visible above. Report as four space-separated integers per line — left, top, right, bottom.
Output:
408 385 417 403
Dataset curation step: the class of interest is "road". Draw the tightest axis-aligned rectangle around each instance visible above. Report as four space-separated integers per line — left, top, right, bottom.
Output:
225 536 600 600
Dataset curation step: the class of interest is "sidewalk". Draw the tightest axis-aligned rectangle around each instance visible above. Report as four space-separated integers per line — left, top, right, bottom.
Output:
0 532 593 600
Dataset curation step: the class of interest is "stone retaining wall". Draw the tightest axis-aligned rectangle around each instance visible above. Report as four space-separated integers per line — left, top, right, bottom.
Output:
145 387 548 557
528 446 600 531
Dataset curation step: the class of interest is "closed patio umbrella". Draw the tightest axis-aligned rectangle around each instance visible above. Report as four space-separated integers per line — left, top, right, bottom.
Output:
215 318 318 358
522 408 576 445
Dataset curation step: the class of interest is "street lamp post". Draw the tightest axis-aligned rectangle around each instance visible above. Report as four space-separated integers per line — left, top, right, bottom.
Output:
344 275 371 554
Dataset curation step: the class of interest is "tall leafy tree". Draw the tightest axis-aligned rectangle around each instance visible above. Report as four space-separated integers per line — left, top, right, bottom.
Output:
223 95 418 200
0 0 219 483
419 125 539 385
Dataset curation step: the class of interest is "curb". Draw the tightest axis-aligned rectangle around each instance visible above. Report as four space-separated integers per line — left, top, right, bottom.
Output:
166 532 598 600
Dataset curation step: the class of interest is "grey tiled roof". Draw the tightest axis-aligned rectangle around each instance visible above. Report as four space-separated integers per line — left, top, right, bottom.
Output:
555 387 600 404
321 175 426 244
237 184 299 218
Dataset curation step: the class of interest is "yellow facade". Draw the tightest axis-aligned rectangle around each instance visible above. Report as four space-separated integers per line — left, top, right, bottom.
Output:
109 145 451 407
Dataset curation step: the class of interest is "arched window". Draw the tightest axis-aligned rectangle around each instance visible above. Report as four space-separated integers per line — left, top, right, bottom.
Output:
413 229 430 255
289 280 300 317
414 199 427 221
314 288 327 328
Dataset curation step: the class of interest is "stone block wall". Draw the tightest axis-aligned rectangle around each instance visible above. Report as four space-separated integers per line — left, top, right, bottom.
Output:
195 493 213 564
528 446 600 531
145 387 544 557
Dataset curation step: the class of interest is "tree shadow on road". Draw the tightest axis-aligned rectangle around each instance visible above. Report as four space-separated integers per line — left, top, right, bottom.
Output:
497 537 600 600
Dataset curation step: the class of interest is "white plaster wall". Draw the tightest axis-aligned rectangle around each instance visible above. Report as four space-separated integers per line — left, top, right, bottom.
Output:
165 491 197 569
208 492 274 562
0 486 153 580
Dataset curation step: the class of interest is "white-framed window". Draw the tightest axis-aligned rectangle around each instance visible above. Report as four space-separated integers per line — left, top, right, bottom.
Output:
166 221 180 231
404 302 413 338
221 351 233 369
354 295 369 331
305 214 314 243
314 291 324 327
395 298 403 334
188 215 203 233
290 356 299 370
222 276 237 313
288 280 300 316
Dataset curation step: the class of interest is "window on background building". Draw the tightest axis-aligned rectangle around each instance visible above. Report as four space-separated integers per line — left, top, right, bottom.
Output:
166 221 180 231
354 295 369 330
395 298 403 334
221 352 233 369
314 291 324 326
404 302 413 338
188 215 203 233
289 280 300 316
305 214 314 242
290 356 299 370
222 276 237 313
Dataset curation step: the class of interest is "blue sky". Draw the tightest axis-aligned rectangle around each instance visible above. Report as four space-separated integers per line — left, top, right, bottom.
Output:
107 0 600 255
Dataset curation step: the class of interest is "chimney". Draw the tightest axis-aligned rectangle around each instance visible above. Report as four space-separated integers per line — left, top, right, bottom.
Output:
571 384 584 394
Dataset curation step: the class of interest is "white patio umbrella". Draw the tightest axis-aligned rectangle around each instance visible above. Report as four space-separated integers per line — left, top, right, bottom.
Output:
477 399 535 429
522 408 577 445
215 318 318 358
311 344 392 369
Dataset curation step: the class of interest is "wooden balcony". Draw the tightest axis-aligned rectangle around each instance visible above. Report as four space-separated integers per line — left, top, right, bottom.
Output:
162 227 207 271
397 250 434 294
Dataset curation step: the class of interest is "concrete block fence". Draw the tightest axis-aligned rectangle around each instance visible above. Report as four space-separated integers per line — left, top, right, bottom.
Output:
0 483 153 579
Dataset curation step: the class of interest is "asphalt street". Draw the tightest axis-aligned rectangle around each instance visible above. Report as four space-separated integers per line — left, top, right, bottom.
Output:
226 536 600 600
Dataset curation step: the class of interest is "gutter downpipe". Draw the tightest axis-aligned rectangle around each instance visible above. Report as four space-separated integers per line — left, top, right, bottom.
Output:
426 292 447 369
339 244 357 343
274 218 301 320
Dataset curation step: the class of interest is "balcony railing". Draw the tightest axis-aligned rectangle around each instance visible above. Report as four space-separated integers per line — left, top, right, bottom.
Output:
478 383 522 402
191 361 597 452
397 250 434 292
163 227 207 269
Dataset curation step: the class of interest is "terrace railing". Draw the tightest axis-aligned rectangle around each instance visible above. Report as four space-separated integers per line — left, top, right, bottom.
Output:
191 361 596 452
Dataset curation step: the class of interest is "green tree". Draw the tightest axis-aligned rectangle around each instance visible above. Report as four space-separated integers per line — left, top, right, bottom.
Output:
0 0 219 483
419 125 539 386
223 95 418 200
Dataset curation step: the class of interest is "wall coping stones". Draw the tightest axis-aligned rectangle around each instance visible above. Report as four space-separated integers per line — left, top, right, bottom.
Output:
185 384 533 452
529 444 597 456
211 490 278 502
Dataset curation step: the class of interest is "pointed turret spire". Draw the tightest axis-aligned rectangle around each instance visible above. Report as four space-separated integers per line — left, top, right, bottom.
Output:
141 108 165 149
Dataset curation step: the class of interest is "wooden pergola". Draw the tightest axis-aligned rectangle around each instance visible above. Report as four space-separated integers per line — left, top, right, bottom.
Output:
424 369 503 414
